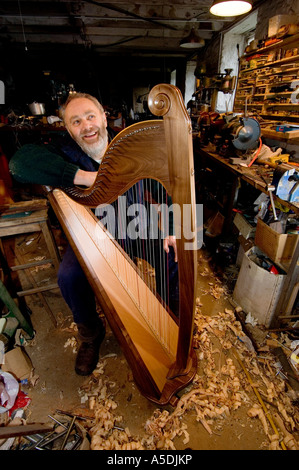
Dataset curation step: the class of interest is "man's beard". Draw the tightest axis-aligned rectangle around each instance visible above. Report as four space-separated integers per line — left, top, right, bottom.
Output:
75 127 108 163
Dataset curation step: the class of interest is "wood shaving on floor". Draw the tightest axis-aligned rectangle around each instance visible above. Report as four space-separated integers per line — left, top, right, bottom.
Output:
77 303 299 450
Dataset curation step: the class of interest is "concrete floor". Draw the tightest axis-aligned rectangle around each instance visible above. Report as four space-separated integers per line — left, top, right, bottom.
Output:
1 228 299 451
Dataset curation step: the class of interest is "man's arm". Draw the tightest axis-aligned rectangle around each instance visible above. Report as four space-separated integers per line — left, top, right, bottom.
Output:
9 144 85 187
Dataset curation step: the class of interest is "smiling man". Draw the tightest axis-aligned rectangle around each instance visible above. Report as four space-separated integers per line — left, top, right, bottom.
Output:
10 93 111 190
60 94 109 187
9 93 113 376
9 91 178 377
62 94 108 162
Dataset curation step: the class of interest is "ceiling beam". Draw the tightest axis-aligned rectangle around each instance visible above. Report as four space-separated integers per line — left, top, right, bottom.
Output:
83 0 178 30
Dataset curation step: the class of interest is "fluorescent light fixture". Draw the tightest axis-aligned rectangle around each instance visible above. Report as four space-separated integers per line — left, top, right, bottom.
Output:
180 29 205 48
210 0 252 17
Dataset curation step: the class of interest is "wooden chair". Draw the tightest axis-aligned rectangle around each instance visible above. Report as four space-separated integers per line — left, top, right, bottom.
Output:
0 199 61 326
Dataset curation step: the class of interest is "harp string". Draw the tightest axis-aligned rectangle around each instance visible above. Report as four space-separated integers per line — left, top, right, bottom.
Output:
116 194 142 310
132 179 168 347
135 178 174 349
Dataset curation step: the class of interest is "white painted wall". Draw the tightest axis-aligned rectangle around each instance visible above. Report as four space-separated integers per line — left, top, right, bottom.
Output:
185 60 197 106
216 11 258 113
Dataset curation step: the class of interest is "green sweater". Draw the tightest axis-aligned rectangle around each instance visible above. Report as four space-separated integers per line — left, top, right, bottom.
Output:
9 143 82 187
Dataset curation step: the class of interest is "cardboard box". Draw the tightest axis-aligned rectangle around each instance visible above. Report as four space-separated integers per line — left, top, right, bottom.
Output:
1 347 33 381
233 246 285 327
255 219 298 271
233 213 256 239
268 15 294 37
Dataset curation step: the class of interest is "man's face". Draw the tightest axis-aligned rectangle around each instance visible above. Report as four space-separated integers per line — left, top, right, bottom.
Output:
64 97 108 161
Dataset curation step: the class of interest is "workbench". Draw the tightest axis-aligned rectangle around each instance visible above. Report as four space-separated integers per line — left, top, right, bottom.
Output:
194 140 299 229
194 140 299 327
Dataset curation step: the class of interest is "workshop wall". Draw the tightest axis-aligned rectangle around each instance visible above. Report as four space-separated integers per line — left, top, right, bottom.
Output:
195 36 222 77
216 30 251 113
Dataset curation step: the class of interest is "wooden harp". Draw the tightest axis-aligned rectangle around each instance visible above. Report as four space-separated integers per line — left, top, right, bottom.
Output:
48 84 197 405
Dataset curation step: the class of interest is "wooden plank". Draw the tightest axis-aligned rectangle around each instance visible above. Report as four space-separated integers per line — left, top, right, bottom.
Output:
0 222 43 237
261 128 299 144
40 221 61 271
0 210 48 228
0 423 53 439
17 283 59 296
10 258 53 271
13 246 58 327
0 199 48 216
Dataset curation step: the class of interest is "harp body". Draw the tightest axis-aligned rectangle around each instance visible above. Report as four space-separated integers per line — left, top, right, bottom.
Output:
48 84 198 405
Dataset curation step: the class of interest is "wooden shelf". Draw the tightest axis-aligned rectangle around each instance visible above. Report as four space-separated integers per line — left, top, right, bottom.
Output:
240 55 299 74
266 92 293 95
235 36 299 136
261 113 299 118
265 103 298 107
259 67 299 77
243 33 299 57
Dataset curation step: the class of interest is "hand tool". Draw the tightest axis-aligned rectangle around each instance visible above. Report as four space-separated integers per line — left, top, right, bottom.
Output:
60 415 76 450
49 412 84 450
267 183 278 221
257 172 278 222
48 414 80 439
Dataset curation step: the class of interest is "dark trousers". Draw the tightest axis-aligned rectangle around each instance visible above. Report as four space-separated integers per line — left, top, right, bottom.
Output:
58 244 98 326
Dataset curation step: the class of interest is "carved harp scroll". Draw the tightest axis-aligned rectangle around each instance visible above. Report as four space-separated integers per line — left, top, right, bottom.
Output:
48 84 197 405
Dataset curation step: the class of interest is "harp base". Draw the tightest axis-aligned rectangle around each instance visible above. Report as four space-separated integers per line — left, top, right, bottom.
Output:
139 347 198 406
166 353 194 381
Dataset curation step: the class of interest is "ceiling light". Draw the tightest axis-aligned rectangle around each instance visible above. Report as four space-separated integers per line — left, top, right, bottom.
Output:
180 29 205 49
210 0 252 17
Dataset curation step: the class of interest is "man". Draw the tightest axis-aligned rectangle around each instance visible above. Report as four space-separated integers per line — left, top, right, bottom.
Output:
9 92 178 376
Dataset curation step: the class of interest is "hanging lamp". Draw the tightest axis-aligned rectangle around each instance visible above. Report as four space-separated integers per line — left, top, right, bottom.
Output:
180 28 205 48
210 0 252 17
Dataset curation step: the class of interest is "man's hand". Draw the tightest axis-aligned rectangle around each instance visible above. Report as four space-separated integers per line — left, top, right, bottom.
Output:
74 169 97 187
163 236 178 262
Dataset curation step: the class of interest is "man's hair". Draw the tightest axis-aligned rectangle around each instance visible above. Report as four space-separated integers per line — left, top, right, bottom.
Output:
59 92 105 121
